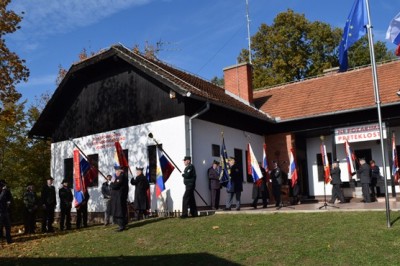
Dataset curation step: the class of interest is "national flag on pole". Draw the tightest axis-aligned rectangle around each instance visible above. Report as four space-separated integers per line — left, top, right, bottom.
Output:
338 0 368 71
386 12 400 56
289 148 298 188
114 141 129 169
145 165 151 210
262 144 268 171
159 150 175 183
320 144 331 184
345 140 357 176
219 137 230 185
392 132 399 183
247 143 262 183
155 147 165 198
73 149 96 207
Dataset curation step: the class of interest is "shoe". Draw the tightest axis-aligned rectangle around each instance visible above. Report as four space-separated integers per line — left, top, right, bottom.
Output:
328 201 335 204
236 208 240 211
180 215 189 219
116 228 124 232
223 208 231 211
263 205 268 208
7 240 14 244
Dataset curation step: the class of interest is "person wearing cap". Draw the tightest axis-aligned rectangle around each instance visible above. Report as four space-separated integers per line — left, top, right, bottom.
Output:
270 161 283 208
101 175 113 225
0 180 13 244
328 161 345 204
23 183 38 234
357 158 371 203
110 166 129 231
130 167 150 220
41 177 56 233
181 156 198 218
59 179 73 231
208 160 221 210
224 156 243 211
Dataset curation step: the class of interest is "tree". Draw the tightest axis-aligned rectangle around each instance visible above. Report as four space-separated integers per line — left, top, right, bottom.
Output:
210 76 224 87
0 0 30 119
239 9 394 89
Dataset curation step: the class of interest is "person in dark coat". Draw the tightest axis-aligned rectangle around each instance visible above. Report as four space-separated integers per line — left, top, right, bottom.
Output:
208 160 221 210
224 157 243 211
101 175 112 225
111 166 129 231
251 164 269 209
23 184 38 234
370 160 380 200
59 179 73 231
0 180 13 244
76 190 89 229
130 167 150 220
357 158 371 203
271 161 283 208
41 177 56 233
328 161 345 204
181 156 198 218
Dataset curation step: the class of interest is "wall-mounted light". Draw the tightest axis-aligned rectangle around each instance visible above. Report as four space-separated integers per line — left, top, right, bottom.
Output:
169 90 176 99
396 89 400 97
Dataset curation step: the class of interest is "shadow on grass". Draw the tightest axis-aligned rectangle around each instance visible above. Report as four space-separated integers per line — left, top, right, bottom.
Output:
390 212 400 226
1 253 241 266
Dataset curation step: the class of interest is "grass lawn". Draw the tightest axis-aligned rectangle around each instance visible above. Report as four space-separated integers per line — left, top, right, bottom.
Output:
1 211 400 265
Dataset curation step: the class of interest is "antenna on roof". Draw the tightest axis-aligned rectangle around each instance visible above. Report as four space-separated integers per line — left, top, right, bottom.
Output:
245 0 252 64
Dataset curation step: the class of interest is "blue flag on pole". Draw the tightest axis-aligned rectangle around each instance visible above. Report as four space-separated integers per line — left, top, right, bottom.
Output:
219 137 230 186
338 0 368 71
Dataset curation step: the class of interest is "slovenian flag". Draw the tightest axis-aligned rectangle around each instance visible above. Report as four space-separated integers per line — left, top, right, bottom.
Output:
247 143 262 183
289 148 298 188
155 147 165 197
159 150 175 183
73 149 88 207
392 132 399 183
320 144 331 184
345 140 356 177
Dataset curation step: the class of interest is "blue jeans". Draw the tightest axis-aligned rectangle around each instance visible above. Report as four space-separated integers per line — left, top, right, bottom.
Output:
226 192 241 210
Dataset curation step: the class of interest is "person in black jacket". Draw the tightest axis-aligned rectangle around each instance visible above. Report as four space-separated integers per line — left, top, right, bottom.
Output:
224 157 243 211
110 166 129 231
59 179 73 231
208 160 221 210
23 183 38 234
101 175 112 225
328 161 345 204
370 160 380 200
357 158 371 203
76 190 89 229
181 156 198 218
0 180 13 244
41 177 56 233
130 167 150 220
271 161 283 208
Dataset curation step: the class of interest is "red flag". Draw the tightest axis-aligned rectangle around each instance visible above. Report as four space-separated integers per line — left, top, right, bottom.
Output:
289 148 298 188
320 144 331 184
115 141 129 168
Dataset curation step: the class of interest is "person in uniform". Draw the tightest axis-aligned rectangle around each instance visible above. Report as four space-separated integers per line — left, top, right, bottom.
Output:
111 166 128 231
41 177 56 233
208 160 221 210
271 161 283 208
224 157 243 211
101 175 112 225
181 156 198 218
328 161 345 204
23 183 38 234
130 167 150 220
0 180 13 244
59 179 73 231
357 158 371 203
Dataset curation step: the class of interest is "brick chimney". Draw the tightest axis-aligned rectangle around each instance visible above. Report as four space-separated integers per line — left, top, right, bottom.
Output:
223 62 253 104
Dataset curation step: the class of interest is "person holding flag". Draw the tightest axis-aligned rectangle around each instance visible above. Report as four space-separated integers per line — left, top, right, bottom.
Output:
110 166 129 231
224 157 243 211
328 161 345 204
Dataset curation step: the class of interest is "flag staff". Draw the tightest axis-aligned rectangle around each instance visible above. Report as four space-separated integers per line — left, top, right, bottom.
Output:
365 0 391 228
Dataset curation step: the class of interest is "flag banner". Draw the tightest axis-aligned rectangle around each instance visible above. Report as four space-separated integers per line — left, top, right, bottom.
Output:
219 137 230 186
247 143 262 183
320 144 331 184
114 141 129 169
155 147 165 198
386 12 400 45
73 149 86 207
289 148 298 188
262 143 270 182
159 150 175 183
392 132 399 183
145 165 151 210
338 0 367 71
345 140 357 177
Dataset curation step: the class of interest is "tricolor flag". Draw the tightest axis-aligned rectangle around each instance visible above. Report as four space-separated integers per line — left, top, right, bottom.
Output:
320 144 331 184
345 140 357 177
155 147 165 198
114 141 129 169
392 132 399 183
289 148 298 188
247 143 262 183
263 144 268 171
386 11 400 56
159 150 175 183
338 0 368 71
73 149 96 207
219 137 230 186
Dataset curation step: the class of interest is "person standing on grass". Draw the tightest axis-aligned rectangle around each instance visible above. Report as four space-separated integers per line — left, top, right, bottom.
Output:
23 183 38 234
181 156 198 218
101 175 113 225
41 177 56 233
0 180 13 244
111 166 128 231
357 158 371 203
130 167 149 220
59 179 73 231
76 190 90 229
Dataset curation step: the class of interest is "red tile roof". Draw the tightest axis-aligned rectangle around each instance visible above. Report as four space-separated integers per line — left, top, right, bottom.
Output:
253 60 400 121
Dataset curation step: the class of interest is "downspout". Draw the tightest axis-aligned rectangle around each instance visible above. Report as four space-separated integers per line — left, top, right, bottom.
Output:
189 102 210 160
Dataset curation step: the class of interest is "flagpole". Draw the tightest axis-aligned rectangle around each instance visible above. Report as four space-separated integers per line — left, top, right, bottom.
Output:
365 0 391 228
